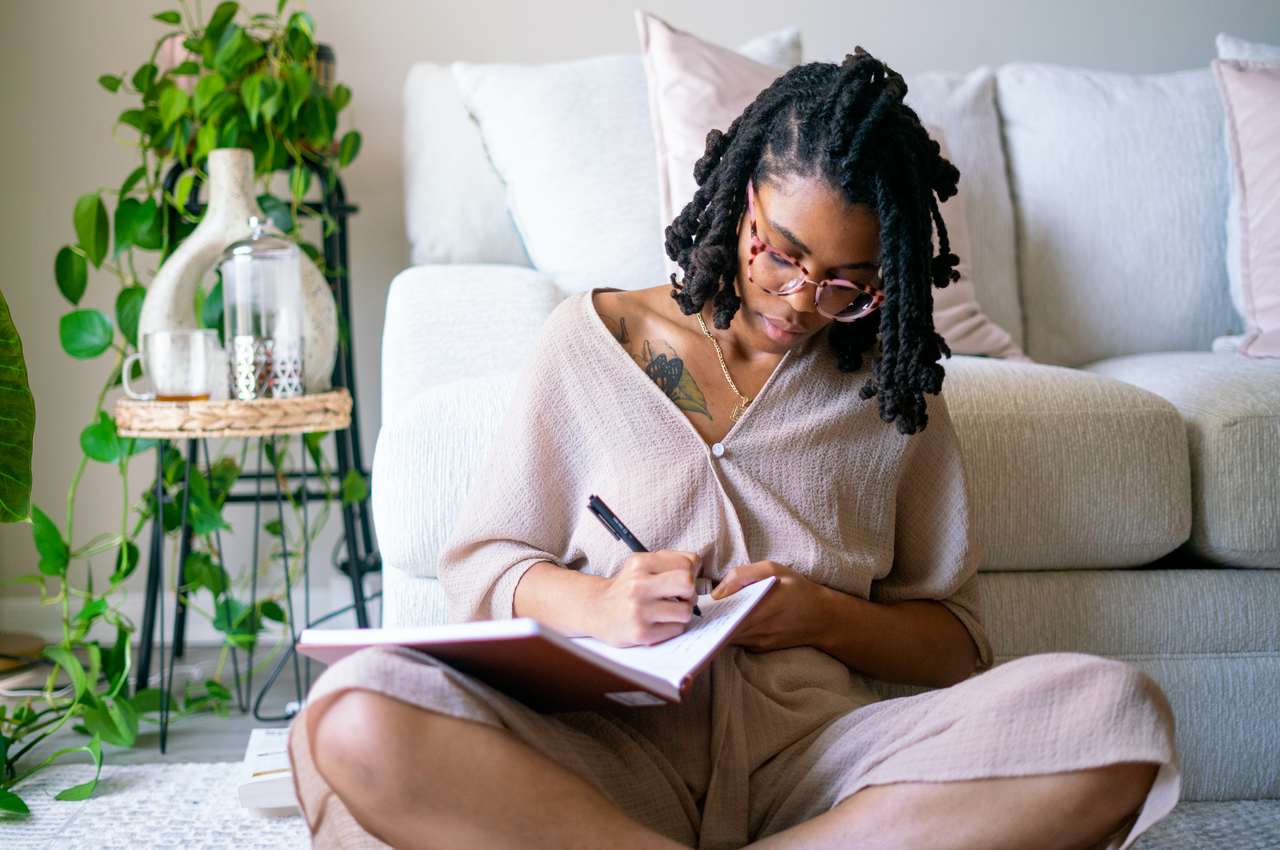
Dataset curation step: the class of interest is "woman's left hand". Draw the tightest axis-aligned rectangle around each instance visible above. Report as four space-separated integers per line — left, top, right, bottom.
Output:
711 560 827 653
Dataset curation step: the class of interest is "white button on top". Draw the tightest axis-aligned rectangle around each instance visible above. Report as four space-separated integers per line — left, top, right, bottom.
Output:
711 442 725 457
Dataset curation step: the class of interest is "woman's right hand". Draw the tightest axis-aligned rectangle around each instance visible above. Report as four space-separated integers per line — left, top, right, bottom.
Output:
590 549 701 647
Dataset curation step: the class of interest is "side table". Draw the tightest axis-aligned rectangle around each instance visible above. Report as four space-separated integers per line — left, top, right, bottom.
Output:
113 388 375 751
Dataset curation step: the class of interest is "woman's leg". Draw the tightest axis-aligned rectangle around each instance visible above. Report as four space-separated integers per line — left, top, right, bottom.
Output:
309 689 690 850
748 761 1159 850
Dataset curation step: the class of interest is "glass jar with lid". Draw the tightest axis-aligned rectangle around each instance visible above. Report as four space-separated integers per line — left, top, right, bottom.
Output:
218 216 306 400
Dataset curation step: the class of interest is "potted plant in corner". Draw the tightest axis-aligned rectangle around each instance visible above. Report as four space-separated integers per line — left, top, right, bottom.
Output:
0 0 362 816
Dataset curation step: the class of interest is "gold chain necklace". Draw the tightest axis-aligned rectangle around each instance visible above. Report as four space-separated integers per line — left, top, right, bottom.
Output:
696 311 751 422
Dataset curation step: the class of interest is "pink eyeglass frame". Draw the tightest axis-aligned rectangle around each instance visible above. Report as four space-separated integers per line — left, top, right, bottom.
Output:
745 178 885 322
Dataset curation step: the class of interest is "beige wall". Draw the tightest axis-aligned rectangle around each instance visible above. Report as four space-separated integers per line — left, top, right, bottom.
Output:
3 0 1278 635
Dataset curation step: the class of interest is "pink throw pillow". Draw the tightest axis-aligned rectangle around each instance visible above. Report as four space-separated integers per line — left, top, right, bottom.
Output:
1212 58 1280 358
635 9 1028 361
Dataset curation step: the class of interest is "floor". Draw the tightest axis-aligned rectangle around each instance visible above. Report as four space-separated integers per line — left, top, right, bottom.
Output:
23 644 301 766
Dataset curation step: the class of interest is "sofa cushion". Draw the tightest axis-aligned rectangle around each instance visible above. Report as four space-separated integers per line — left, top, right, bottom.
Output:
996 63 1242 366
380 564 1280 801
449 29 800 295
945 356 1191 570
1082 351 1280 567
379 265 562 426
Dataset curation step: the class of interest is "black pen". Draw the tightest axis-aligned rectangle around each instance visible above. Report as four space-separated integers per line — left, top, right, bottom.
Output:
587 494 702 616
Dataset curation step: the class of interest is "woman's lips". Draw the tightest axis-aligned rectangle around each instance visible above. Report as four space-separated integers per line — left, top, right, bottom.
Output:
760 313 805 338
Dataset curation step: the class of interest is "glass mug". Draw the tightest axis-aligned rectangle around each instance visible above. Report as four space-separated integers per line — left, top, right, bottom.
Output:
122 329 224 402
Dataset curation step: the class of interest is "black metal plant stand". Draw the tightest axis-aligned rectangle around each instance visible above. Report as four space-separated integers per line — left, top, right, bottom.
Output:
130 158 382 751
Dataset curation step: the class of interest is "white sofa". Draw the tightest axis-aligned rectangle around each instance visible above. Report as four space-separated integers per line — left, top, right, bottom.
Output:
369 55 1280 810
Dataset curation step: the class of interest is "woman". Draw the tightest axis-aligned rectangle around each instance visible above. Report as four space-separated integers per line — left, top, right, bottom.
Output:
288 47 1180 849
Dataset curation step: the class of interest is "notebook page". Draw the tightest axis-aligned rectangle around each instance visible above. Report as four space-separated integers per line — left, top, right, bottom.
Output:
569 576 776 686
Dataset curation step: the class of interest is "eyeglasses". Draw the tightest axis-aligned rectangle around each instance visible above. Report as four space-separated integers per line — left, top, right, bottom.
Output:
745 178 885 322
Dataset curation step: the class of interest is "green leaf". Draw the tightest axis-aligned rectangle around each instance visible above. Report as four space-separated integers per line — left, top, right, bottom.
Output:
31 505 69 576
168 60 200 76
257 193 293 233
53 735 103 801
301 96 336 148
80 411 121 463
201 277 223 333
74 597 108 624
259 599 286 623
132 687 165 714
43 645 89 698
183 551 228 595
153 10 182 24
338 130 361 168
130 62 158 94
194 72 226 116
284 63 310 120
289 163 311 200
112 540 140 584
119 165 146 197
115 285 146 348
54 246 88 305
213 597 250 634
303 431 325 469
158 84 189 129
241 72 265 127
174 171 195 210
341 469 368 504
186 471 231 535
284 11 314 60
73 193 109 268
196 120 219 161
205 2 240 44
0 787 29 815
113 196 150 257
263 517 283 536
331 83 351 113
98 74 122 93
59 309 113 359
0 291 36 522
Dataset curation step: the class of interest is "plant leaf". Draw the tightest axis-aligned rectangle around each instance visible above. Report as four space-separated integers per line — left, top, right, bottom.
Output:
98 74 122 93
59 309 113 359
112 540 140 585
0 786 29 815
0 291 35 522
43 645 89 698
73 193 109 268
153 10 182 24
158 84 189 130
54 246 88 306
31 505 68 576
115 285 146 348
331 83 351 113
80 411 122 463
193 72 226 117
52 735 103 801
259 599 286 622
338 130 361 168
289 163 311 201
205 1 240 45
341 469 368 504
119 165 146 197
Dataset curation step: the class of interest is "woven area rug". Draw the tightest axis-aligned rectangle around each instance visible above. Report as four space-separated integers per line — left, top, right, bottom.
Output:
2 762 1278 848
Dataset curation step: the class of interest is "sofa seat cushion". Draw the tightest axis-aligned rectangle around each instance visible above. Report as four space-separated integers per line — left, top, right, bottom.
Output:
1082 351 1280 567
945 356 1191 570
381 564 1280 801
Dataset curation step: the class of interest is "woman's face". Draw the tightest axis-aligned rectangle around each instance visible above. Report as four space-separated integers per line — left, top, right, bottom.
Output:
731 172 882 355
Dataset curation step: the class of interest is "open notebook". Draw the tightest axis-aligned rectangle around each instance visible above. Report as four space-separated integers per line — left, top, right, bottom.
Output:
298 576 776 711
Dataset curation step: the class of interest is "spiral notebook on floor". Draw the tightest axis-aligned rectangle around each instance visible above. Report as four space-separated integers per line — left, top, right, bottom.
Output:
298 576 776 711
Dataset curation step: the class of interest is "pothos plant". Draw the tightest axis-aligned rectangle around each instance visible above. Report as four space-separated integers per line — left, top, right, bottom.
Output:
0 0 366 816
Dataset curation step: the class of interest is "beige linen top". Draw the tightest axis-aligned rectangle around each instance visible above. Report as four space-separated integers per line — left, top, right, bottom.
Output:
436 286 993 676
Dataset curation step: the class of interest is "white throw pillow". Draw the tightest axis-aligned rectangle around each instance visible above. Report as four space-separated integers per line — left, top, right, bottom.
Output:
997 63 1238 367
451 28 800 295
636 10 1026 360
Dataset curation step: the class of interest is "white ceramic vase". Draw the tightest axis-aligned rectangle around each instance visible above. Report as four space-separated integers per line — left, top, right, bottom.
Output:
136 148 338 394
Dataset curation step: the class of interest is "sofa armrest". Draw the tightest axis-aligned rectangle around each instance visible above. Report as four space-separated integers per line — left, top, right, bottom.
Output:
372 371 520 581
380 264 563 426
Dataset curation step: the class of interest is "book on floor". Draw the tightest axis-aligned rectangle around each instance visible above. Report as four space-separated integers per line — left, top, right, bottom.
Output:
298 576 776 712
238 727 300 813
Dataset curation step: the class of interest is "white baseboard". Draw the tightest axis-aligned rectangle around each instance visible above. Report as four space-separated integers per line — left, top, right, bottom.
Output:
0 576 378 646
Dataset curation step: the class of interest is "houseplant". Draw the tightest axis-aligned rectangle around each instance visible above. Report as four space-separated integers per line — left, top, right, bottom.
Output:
0 0 363 815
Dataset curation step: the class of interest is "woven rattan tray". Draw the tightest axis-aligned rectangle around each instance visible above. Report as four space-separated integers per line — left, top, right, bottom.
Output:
113 388 351 438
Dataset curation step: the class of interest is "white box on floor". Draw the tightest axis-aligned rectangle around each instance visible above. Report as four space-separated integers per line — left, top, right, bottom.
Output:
239 727 301 814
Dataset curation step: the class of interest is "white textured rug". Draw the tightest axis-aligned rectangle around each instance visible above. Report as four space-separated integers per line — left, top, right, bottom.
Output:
2 761 1278 848
0 762 307 848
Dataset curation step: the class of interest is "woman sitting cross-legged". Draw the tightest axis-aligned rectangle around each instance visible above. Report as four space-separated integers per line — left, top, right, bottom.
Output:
287 45 1181 850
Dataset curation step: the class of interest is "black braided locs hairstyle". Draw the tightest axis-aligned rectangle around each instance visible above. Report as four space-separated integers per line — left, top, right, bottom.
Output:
665 46 962 435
